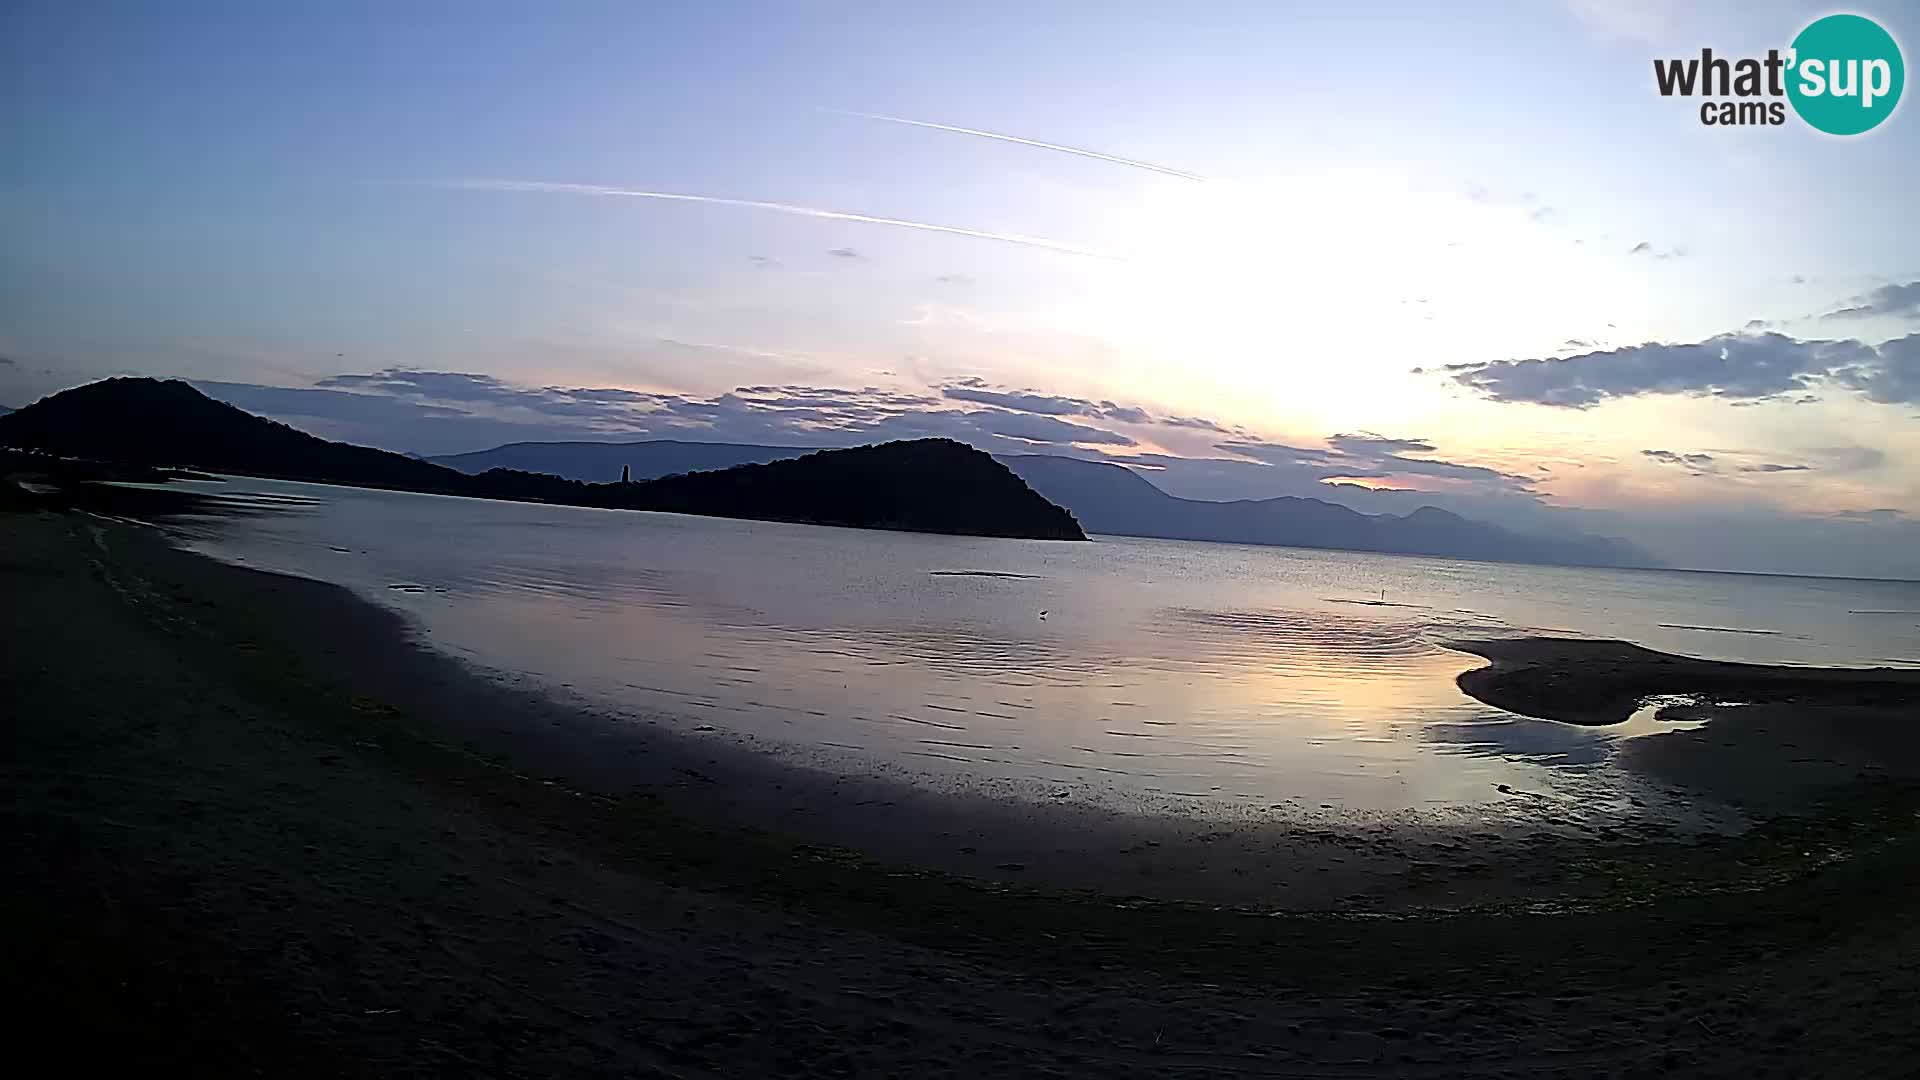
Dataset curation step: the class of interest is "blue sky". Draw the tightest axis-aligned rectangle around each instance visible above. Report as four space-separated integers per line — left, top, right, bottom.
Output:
3 1 1918 575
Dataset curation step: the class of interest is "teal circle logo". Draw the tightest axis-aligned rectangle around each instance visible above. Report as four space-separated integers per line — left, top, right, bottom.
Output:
1787 14 1904 135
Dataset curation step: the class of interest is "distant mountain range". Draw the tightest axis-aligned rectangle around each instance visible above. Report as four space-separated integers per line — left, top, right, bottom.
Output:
0 379 1084 541
1000 455 1648 568
431 437 1653 568
435 439 813 479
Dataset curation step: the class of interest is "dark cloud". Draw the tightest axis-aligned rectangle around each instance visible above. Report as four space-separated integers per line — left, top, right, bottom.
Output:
193 381 644 457
1218 434 1535 493
1628 241 1684 259
1833 508 1906 524
942 385 1103 416
318 369 532 404
938 380 1188 430
1832 332 1920 404
1641 449 1717 473
1823 280 1920 320
934 273 973 285
1213 440 1332 467
205 371 1162 458
1159 414 1230 433
966 410 1133 446
1326 433 1436 456
1447 332 1881 408
826 247 864 260
1639 445 1873 478
198 381 473 423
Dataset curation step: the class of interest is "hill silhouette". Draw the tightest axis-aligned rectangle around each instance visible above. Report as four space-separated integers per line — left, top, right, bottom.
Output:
0 378 469 492
1002 454 1648 567
435 438 812 481
429 434 1648 568
0 379 1084 540
612 440 1082 538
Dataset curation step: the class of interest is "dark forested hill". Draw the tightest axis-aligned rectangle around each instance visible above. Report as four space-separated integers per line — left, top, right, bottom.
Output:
0 378 471 493
0 380 1084 541
433 434 1651 567
618 440 1084 539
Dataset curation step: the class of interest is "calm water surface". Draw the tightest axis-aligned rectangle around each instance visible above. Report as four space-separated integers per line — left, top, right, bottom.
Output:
156 478 1920 828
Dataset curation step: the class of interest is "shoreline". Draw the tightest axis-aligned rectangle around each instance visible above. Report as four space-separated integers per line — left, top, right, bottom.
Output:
10 508 1920 1074
1449 636 1920 810
1450 636 1920 728
54 510 1920 906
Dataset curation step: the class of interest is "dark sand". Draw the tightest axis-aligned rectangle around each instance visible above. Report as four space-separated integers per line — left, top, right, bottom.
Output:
8 510 1920 1077
1452 637 1920 810
1451 636 1920 728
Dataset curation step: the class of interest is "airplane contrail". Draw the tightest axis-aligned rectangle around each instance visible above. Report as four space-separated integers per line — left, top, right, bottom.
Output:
448 179 1120 260
825 109 1207 181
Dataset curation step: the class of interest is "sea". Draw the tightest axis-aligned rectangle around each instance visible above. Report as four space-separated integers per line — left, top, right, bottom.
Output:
152 477 1920 830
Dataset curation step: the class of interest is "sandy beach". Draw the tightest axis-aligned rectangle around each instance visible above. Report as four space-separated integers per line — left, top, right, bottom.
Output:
7 508 1920 1077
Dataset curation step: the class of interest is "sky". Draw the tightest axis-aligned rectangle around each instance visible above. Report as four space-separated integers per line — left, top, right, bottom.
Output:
3 0 1918 577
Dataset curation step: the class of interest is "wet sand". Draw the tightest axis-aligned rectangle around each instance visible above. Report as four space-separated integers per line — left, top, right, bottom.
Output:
7 509 1920 1077
1451 636 1920 728
1451 637 1920 811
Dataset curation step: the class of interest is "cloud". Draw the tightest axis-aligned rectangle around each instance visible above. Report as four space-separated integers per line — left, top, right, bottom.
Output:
1832 332 1920 404
215 370 1523 501
826 109 1207 181
1641 449 1717 473
200 380 474 422
1639 444 1874 478
318 369 533 404
185 369 1920 578
934 273 973 286
1806 445 1886 472
826 247 863 260
967 410 1134 446
1642 449 1711 468
208 370 1176 458
1446 331 1882 408
1326 433 1437 456
748 255 781 268
1218 434 1536 493
1832 508 1906 524
1214 440 1332 467
1627 241 1684 259
447 179 1119 259
1159 414 1230 433
938 380 1199 430
1823 280 1920 320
